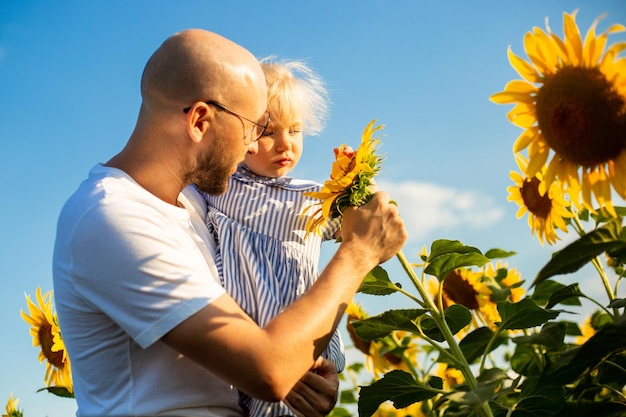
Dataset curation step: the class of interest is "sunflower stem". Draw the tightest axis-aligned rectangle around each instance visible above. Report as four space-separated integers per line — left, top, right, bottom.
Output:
396 251 494 417
572 215 616 308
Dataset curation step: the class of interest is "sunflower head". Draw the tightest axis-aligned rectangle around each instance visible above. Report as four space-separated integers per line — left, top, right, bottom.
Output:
21 287 73 393
507 155 573 245
491 10 626 217
345 301 372 356
2 394 22 417
303 119 384 236
431 268 482 311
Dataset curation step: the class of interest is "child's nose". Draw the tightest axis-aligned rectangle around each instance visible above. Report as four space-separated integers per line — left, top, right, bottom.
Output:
274 131 291 151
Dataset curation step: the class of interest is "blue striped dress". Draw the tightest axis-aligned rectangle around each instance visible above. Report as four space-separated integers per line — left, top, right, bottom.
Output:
203 164 345 417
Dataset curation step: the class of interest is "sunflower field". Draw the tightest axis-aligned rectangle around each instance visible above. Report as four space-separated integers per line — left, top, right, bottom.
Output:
325 10 626 417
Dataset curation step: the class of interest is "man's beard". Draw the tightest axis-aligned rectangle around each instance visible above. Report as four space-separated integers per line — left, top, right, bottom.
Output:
191 139 236 195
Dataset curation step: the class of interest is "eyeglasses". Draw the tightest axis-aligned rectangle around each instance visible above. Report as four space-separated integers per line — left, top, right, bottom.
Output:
183 100 270 143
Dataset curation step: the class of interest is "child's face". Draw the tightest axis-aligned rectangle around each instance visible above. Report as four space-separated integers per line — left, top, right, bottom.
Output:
244 120 303 178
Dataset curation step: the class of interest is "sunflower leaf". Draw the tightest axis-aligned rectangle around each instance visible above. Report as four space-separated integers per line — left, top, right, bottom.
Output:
541 315 626 385
532 219 626 287
36 386 75 398
358 370 442 417
513 322 566 351
457 327 509 364
424 240 489 281
358 266 400 296
421 304 472 342
446 368 507 405
350 309 427 341
544 284 585 308
497 299 560 330
484 248 517 259
512 377 565 417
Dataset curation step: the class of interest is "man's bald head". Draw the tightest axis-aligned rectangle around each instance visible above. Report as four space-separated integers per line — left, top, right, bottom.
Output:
140 29 265 114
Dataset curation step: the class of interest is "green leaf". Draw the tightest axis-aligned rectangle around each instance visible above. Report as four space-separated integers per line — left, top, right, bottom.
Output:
553 402 626 417
36 386 75 398
544 284 584 308
542 315 626 385
484 248 516 259
358 266 400 295
512 322 565 351
531 280 567 306
328 407 353 417
510 344 542 377
446 368 507 406
498 299 560 330
458 327 509 364
339 389 358 404
511 377 565 417
533 220 626 286
424 240 489 280
351 309 427 341
607 298 626 309
357 370 442 417
421 304 472 342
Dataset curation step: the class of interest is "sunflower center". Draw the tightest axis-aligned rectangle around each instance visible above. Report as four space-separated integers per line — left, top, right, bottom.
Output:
520 177 552 219
443 271 479 310
535 66 626 166
38 323 65 369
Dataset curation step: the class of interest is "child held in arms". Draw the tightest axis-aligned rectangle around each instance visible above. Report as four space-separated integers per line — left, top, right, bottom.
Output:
202 57 346 417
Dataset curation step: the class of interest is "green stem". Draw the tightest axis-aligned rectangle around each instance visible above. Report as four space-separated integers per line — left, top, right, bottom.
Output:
396 251 494 417
572 216 616 309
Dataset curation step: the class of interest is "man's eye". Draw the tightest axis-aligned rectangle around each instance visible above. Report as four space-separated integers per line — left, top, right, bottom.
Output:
289 129 302 134
262 131 274 137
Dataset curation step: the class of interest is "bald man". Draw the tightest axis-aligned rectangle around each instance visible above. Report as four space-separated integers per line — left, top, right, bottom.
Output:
53 29 406 417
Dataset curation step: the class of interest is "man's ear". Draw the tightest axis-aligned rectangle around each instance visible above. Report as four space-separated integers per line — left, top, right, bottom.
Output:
185 103 211 143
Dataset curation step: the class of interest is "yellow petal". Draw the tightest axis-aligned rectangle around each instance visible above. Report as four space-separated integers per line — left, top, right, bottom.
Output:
507 47 542 83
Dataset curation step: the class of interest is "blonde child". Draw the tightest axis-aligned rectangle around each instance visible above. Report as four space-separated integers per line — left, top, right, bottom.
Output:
203 57 344 417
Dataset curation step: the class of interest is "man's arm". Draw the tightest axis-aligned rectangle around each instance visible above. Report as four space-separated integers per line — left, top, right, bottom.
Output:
163 191 406 402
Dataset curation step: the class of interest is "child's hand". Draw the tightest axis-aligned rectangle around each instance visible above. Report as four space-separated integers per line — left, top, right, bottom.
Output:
333 146 355 159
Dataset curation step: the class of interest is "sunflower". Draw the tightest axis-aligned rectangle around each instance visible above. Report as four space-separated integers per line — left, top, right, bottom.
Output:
2 393 22 417
477 261 526 329
576 315 597 345
433 363 465 390
429 263 524 331
304 119 384 235
375 401 428 417
507 154 573 245
429 268 485 312
345 301 372 356
21 287 73 392
346 301 418 378
491 10 626 216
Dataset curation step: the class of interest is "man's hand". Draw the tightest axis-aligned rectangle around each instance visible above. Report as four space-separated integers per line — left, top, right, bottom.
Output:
284 357 339 417
341 191 406 266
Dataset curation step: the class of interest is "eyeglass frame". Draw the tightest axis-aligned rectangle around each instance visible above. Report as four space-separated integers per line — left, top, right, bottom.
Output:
183 100 270 143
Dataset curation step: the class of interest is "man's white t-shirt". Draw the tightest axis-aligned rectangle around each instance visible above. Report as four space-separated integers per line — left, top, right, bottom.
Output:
53 164 243 417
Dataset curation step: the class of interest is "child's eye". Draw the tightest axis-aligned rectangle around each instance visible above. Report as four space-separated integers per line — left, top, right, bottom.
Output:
289 128 302 134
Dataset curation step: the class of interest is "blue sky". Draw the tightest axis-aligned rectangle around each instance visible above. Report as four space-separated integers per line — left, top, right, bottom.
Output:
1 1 625 415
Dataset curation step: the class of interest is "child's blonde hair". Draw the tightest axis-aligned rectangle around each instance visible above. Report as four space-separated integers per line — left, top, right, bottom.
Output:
259 56 330 137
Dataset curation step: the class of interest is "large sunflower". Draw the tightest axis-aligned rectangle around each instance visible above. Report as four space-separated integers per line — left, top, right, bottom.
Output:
491 10 626 215
304 119 384 235
2 394 22 417
507 154 573 245
21 287 73 392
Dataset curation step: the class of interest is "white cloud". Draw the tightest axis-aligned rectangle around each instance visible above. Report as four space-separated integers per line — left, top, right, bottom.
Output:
377 179 504 241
